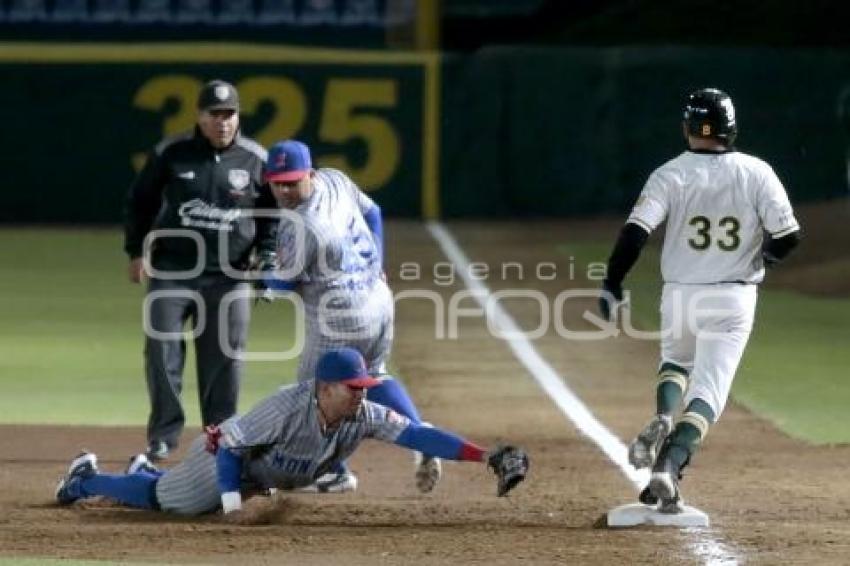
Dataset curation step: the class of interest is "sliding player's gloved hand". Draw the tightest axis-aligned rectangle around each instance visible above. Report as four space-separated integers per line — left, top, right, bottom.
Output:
487 445 529 496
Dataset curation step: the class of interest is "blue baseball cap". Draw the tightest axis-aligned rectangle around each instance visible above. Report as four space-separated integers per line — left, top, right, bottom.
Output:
265 140 312 183
316 348 382 388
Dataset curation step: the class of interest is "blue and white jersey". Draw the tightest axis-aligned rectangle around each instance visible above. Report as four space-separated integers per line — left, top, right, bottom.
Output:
275 167 386 315
155 380 411 514
219 381 410 490
273 168 394 380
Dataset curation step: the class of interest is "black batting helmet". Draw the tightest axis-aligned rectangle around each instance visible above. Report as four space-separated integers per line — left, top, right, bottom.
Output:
683 88 737 145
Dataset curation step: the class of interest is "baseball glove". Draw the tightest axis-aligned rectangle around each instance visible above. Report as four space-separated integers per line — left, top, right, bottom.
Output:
250 251 279 304
487 445 529 496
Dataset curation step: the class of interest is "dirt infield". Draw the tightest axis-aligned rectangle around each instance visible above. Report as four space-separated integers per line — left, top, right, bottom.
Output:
2 208 849 564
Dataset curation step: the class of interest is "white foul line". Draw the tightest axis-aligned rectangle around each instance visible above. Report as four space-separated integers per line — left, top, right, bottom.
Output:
426 222 739 566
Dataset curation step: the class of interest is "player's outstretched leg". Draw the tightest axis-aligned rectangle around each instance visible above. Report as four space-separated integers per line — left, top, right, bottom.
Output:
647 398 714 513
368 377 422 424
56 452 160 509
369 376 442 493
629 363 687 469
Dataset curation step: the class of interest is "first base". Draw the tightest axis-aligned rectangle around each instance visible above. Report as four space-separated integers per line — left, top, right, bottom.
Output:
607 503 710 528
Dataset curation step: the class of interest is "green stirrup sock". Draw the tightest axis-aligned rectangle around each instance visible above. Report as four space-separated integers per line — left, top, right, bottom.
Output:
669 398 716 465
656 362 688 415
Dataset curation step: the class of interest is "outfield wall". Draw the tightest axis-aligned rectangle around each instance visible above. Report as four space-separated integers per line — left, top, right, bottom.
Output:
441 47 850 217
2 44 849 222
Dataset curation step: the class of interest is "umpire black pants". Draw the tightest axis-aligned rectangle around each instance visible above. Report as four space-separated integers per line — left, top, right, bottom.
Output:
143 275 250 448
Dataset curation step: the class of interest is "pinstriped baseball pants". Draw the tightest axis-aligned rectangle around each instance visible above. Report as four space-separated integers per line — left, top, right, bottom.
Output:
154 436 221 515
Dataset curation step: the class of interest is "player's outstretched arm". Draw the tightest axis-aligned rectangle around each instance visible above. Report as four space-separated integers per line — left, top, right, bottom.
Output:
392 423 529 496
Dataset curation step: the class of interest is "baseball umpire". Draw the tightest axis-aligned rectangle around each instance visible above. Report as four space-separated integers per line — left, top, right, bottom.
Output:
599 87 801 512
55 348 530 516
124 79 277 461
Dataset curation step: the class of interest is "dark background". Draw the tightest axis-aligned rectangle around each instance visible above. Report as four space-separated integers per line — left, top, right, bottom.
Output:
2 0 849 221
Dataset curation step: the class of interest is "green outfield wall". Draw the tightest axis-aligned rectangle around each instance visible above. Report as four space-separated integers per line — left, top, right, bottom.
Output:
1 43 438 222
441 47 850 217
2 44 848 222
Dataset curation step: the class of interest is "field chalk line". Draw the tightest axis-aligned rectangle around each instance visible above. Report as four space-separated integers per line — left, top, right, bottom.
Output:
427 222 740 566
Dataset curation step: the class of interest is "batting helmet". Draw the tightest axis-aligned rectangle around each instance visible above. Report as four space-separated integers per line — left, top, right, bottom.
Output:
683 88 737 145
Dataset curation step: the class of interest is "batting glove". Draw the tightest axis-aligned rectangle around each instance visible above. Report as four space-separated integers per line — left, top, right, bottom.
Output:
598 279 625 322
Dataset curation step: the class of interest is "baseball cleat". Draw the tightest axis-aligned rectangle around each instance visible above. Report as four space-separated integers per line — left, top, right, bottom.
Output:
298 471 358 493
126 453 159 475
638 485 658 505
628 414 672 469
648 472 685 514
648 450 685 514
414 453 442 493
145 440 170 462
55 452 98 505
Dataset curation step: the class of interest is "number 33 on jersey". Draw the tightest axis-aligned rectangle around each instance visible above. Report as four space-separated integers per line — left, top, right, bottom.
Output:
627 150 799 285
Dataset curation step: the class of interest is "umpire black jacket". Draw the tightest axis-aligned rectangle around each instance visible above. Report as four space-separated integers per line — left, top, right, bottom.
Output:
124 127 277 275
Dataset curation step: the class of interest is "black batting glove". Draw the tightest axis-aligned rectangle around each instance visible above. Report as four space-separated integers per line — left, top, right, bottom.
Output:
598 279 624 322
250 251 278 305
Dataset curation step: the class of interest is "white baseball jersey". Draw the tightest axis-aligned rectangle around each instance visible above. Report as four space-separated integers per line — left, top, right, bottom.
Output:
275 168 393 379
628 150 799 284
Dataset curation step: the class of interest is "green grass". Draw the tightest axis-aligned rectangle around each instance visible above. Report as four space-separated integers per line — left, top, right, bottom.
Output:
2 229 846 444
558 241 850 445
0 229 296 425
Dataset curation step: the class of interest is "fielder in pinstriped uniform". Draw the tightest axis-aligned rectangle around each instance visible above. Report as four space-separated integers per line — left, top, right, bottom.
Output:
265 140 393 382
259 140 440 494
599 88 801 513
55 349 529 516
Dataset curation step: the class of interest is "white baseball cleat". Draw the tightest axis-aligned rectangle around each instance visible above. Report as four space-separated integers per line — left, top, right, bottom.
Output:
126 453 159 475
414 453 442 493
628 414 672 469
55 452 98 505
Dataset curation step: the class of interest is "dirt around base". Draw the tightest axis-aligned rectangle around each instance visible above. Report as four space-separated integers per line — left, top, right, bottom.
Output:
2 213 849 564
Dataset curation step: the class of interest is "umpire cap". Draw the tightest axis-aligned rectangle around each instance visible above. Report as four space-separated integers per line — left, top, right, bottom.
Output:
197 80 239 112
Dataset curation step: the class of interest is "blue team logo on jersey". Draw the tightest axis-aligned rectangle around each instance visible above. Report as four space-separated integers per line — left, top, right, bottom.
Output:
340 216 375 276
271 450 312 475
